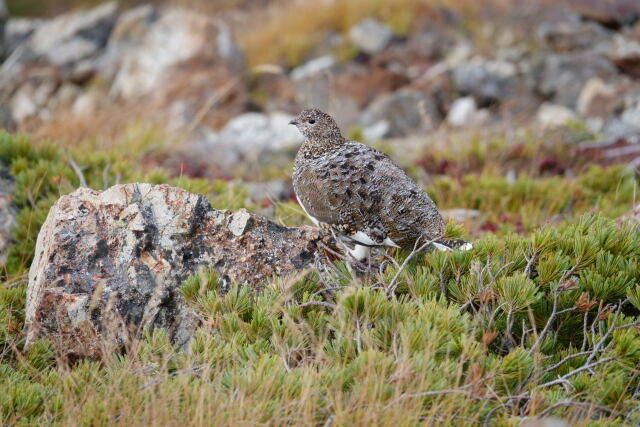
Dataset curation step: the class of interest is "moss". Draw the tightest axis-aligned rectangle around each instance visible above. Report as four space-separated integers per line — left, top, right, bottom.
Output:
430 165 636 233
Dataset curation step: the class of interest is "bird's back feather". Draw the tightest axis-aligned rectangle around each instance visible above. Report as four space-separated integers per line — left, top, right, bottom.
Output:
293 141 446 250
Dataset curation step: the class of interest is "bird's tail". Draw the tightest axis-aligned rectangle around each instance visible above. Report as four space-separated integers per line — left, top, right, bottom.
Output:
432 238 473 251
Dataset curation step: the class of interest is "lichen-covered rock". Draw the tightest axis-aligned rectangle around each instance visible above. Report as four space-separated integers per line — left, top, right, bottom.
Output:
25 183 322 359
0 162 14 265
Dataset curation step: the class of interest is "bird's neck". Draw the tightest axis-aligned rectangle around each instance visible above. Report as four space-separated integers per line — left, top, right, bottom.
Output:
298 134 346 159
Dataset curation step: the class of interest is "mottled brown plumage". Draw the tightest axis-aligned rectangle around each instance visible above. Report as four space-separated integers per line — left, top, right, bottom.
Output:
290 109 470 260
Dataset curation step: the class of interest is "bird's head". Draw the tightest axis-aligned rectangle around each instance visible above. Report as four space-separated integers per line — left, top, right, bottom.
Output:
289 109 344 142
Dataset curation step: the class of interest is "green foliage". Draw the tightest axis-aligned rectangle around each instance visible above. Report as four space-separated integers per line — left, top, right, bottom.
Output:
431 165 636 233
1 130 640 425
0 132 135 275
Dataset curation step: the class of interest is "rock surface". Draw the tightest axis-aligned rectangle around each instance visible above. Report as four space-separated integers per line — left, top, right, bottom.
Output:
349 18 393 55
446 96 489 127
0 162 14 266
3 1 640 176
566 0 640 27
26 183 323 359
536 103 578 129
360 89 438 137
29 1 117 59
576 78 619 118
182 112 304 175
451 58 517 105
537 53 618 108
110 7 241 98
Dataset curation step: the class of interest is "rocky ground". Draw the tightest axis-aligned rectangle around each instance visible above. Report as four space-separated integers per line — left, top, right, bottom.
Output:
2 0 640 425
1 0 639 178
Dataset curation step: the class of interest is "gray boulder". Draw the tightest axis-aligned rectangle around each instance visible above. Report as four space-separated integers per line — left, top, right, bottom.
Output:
451 58 517 105
610 34 640 79
4 18 43 56
576 78 620 118
214 111 304 158
29 2 118 64
179 112 304 177
536 103 578 129
537 52 618 108
98 5 157 80
565 0 640 27
109 7 243 99
291 55 336 81
0 162 14 266
446 96 489 128
349 18 393 55
26 183 323 359
360 89 440 137
536 11 613 53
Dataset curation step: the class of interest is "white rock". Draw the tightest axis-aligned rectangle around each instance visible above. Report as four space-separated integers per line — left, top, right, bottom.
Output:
447 97 478 127
46 37 98 65
215 20 244 72
228 209 251 236
611 34 640 59
360 89 439 137
521 416 569 427
72 92 97 116
10 90 37 123
111 8 226 98
29 2 117 55
452 57 517 102
442 208 481 222
291 55 336 81
576 78 617 118
536 103 578 129
10 81 56 123
219 112 304 153
5 18 43 52
362 121 391 141
621 102 640 128
445 40 473 68
349 18 393 54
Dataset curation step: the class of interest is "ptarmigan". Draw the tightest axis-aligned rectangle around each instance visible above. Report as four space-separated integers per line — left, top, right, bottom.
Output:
290 108 471 261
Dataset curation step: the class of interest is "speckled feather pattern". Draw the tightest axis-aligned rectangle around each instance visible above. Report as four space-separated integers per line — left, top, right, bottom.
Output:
291 109 446 251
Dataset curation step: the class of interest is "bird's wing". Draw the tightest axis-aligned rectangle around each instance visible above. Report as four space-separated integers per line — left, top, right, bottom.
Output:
294 141 444 247
294 166 344 226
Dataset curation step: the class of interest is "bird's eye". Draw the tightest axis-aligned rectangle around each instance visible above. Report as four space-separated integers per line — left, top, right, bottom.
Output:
308 119 315 124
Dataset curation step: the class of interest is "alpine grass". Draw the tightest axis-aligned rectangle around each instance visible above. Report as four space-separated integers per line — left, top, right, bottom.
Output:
1 131 640 425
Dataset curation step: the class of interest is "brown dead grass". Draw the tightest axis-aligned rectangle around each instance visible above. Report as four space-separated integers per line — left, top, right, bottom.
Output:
23 103 159 149
239 0 511 68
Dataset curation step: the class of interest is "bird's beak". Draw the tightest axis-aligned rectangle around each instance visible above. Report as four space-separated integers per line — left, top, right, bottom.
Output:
289 119 298 126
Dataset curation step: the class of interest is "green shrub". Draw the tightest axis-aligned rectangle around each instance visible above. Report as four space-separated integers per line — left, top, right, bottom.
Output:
1 130 640 425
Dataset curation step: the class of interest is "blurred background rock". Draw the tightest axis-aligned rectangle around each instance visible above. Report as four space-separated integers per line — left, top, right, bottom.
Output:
1 0 639 215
